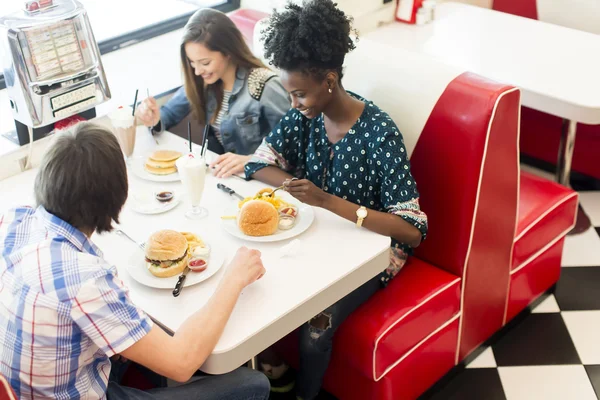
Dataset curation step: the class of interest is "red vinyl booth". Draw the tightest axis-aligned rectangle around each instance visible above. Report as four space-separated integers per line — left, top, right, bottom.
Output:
0 375 17 400
241 10 578 399
304 39 519 400
333 38 578 399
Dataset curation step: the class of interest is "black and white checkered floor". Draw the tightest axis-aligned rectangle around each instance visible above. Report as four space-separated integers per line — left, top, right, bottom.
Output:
419 172 600 400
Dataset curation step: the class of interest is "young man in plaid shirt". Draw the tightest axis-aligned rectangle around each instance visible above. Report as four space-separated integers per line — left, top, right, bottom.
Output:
0 122 269 399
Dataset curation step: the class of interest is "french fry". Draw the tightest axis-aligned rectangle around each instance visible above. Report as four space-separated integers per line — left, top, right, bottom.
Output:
180 232 205 250
237 188 292 210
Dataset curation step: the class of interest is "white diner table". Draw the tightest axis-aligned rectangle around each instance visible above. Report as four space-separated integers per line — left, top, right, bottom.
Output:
0 127 390 374
365 2 600 187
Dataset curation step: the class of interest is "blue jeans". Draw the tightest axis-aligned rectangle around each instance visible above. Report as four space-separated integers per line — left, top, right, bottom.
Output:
106 360 270 400
296 276 382 400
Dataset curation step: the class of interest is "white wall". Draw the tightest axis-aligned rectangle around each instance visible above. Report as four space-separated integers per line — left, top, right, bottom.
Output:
537 0 600 35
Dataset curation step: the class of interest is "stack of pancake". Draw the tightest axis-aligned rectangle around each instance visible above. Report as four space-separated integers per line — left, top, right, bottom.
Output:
144 150 182 175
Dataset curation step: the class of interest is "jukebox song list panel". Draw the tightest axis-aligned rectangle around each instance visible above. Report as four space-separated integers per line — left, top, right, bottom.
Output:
24 20 84 81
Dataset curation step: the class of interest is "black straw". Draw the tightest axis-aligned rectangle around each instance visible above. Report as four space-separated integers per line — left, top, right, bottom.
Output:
201 124 209 158
187 121 192 154
131 89 139 117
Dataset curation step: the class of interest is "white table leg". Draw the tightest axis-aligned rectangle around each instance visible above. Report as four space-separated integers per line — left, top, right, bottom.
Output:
556 119 577 185
248 356 258 370
556 119 592 235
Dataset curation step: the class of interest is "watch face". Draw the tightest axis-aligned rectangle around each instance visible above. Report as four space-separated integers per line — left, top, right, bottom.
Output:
357 208 368 218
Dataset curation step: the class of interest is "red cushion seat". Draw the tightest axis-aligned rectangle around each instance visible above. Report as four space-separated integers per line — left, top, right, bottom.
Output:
513 172 579 270
333 259 461 381
0 375 17 400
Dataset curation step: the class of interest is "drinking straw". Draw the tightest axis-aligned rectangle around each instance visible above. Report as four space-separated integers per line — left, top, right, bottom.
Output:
131 89 139 117
201 124 209 158
187 121 192 154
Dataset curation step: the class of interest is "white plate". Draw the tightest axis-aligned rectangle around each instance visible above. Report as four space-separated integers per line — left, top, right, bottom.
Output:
129 155 181 182
128 190 181 214
126 243 225 289
221 199 315 242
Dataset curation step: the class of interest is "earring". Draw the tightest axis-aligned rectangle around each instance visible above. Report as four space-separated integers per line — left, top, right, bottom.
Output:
328 88 332 93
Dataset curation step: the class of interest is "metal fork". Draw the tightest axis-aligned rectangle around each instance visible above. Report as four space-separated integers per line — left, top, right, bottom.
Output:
264 186 284 197
263 177 298 197
116 229 145 250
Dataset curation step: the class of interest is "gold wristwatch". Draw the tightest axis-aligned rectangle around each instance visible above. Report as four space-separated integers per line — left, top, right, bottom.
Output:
356 206 368 227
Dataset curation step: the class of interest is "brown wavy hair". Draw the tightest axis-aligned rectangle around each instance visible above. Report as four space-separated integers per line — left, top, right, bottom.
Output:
181 9 266 125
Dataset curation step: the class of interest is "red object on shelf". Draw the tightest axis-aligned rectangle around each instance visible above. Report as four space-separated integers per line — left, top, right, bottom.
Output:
25 1 40 12
395 0 424 24
493 0 538 20
228 9 269 48
54 115 86 131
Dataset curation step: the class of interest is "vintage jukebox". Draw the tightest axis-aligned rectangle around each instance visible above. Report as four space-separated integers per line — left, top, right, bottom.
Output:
0 0 110 145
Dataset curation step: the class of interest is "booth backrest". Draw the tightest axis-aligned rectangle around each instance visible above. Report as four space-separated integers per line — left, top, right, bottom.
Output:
343 39 521 358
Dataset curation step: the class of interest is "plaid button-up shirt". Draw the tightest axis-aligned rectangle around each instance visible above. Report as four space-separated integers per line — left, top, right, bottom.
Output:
0 206 153 399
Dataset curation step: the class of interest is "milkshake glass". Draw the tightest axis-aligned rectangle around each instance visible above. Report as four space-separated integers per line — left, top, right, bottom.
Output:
109 107 136 164
176 153 208 219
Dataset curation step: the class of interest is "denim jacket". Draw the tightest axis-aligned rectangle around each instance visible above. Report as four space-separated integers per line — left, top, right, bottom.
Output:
156 67 290 155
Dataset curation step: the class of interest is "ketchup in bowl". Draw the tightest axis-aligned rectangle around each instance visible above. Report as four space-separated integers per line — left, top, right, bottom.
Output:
279 206 297 218
188 257 208 272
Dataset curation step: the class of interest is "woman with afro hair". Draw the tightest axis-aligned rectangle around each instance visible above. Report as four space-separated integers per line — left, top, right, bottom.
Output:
246 1 428 398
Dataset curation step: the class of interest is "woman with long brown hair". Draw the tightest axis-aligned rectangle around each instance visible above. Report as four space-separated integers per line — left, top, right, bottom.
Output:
137 8 290 178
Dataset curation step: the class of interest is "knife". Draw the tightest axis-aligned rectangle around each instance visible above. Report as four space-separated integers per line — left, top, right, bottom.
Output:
217 183 245 201
172 266 190 297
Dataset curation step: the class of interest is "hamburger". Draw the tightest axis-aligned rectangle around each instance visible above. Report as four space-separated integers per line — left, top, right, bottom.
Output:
145 230 190 277
238 199 279 236
144 150 182 175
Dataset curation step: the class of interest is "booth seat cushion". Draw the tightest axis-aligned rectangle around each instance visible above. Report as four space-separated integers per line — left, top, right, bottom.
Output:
228 9 269 46
333 258 461 381
513 171 578 269
0 374 17 400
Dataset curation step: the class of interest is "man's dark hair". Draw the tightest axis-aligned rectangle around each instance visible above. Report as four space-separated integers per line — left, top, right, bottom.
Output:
34 122 128 234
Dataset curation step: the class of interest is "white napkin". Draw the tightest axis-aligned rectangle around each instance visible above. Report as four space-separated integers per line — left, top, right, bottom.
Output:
278 239 301 259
